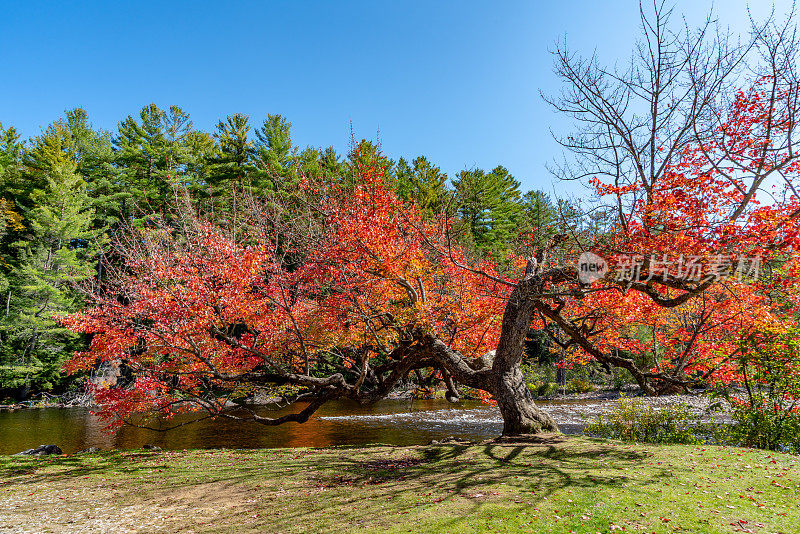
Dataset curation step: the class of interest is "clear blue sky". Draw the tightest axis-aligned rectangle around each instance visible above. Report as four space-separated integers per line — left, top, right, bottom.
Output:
0 1 792 193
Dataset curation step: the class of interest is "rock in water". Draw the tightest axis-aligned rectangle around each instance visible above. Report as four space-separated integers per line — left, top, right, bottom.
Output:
14 444 63 456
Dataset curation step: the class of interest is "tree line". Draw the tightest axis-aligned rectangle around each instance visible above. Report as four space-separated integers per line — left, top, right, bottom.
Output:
0 106 567 399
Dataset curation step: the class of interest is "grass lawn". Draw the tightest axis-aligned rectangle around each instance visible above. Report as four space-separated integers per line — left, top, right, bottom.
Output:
0 434 797 533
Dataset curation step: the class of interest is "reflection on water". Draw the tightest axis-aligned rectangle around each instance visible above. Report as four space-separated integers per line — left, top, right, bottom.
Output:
0 398 603 455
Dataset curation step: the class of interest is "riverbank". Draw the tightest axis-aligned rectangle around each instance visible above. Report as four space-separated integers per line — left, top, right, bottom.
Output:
541 389 734 424
0 392 736 455
0 392 94 411
0 387 728 411
1 437 797 533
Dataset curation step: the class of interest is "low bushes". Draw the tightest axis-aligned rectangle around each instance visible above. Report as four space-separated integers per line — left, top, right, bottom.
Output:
585 397 707 445
535 382 559 397
724 397 800 454
712 329 800 454
568 378 596 394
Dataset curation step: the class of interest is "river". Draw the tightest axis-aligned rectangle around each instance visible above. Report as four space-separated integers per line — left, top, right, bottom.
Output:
0 398 607 455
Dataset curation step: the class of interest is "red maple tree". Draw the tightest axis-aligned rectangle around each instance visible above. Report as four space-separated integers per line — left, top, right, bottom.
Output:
64 5 800 435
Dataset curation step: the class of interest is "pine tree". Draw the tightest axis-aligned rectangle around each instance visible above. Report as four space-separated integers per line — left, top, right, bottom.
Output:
115 104 198 216
520 190 556 247
253 114 297 193
0 123 25 354
395 156 450 219
163 105 198 190
184 130 217 198
452 165 524 258
1 113 119 394
320 146 344 179
63 108 124 232
345 140 395 189
206 113 253 198
297 146 323 179
3 138 98 392
0 123 24 241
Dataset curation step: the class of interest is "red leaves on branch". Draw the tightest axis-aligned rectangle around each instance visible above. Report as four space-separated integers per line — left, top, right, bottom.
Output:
564 77 800 390
64 78 800 427
62 151 505 425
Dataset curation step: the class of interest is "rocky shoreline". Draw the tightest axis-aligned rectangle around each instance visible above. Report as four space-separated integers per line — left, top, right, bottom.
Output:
561 388 728 406
535 389 734 429
0 392 95 411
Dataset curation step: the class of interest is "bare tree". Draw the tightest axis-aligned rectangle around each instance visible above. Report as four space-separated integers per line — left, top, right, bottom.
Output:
532 1 800 394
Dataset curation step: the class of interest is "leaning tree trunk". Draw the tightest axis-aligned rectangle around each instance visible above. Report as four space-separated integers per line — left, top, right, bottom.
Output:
492 273 558 435
494 362 557 435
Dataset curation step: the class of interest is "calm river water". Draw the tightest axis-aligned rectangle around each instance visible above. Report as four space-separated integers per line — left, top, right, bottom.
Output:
0 398 600 455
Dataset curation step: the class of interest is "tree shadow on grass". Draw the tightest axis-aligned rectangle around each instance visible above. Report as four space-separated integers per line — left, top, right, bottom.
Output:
261 435 669 531
0 450 184 485
0 436 677 532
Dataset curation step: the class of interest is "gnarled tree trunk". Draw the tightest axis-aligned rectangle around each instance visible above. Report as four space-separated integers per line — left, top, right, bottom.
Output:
494 364 557 435
491 266 558 435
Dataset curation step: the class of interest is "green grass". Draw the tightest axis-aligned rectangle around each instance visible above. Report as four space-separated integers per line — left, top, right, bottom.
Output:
0 434 797 533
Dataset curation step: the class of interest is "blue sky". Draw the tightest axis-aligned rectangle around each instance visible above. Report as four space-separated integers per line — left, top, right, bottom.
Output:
0 1 793 193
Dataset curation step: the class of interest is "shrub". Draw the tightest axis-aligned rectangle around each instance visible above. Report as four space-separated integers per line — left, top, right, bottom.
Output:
0 365 39 389
535 382 559 397
522 363 555 387
712 329 800 454
724 398 800 453
586 397 706 444
612 368 633 391
568 378 596 394
591 329 800 452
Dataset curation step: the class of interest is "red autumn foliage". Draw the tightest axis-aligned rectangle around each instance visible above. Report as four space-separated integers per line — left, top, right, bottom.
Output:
63 159 509 429
63 75 800 432
548 76 800 393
